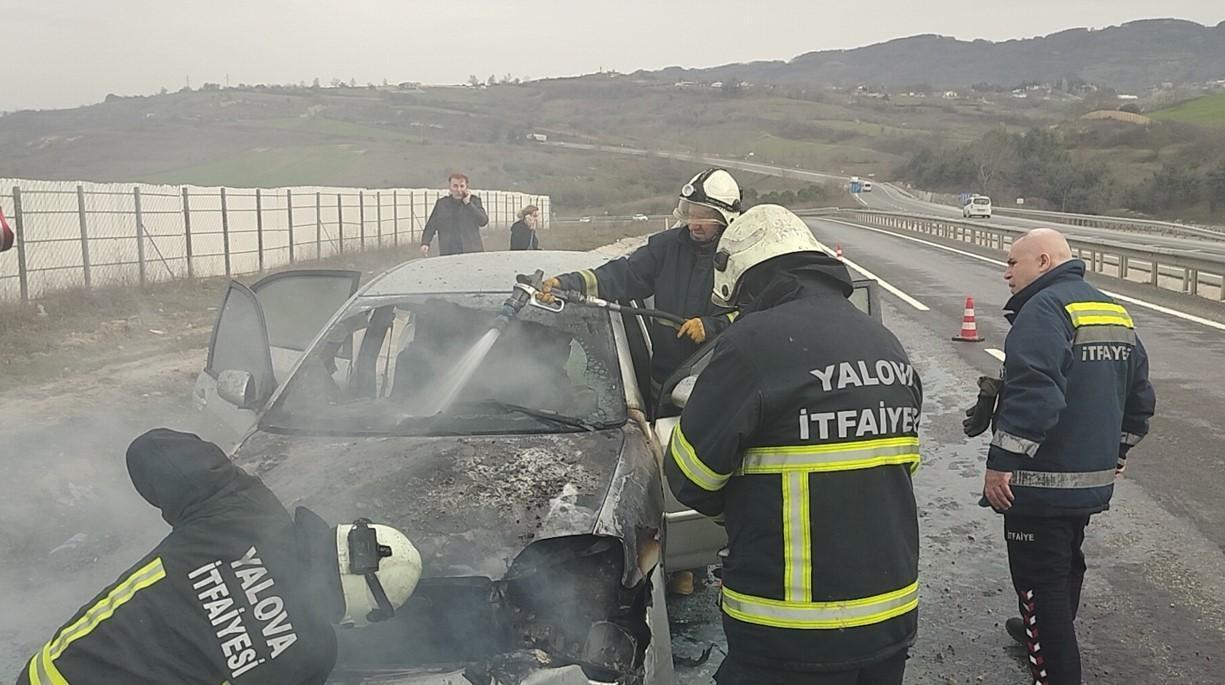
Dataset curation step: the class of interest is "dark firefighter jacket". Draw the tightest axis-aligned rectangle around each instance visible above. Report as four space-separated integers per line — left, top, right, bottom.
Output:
665 258 922 672
986 259 1156 517
554 225 736 386
421 195 489 255
18 429 343 685
509 219 539 251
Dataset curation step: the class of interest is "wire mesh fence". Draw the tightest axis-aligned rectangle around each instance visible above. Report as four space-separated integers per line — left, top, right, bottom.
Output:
0 179 550 302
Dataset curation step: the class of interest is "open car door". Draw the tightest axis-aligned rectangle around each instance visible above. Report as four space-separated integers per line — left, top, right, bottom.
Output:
656 278 881 571
193 270 361 437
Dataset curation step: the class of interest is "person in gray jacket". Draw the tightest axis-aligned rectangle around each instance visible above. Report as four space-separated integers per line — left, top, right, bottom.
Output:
420 172 489 256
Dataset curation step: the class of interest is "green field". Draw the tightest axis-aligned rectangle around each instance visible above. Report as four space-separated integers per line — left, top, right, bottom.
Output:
146 145 365 187
1151 93 1225 128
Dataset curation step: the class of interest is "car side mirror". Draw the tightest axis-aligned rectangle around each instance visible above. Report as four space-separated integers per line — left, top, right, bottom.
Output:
216 369 258 409
671 376 698 410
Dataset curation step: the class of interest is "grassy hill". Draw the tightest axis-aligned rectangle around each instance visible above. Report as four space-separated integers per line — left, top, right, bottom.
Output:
0 80 1052 212
649 19 1225 92
1 73 1221 220
1150 93 1225 128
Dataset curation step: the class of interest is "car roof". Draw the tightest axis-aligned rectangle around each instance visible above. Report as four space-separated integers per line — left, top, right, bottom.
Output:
359 250 612 296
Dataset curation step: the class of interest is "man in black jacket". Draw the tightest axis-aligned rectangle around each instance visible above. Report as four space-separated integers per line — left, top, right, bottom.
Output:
420 172 489 256
541 168 743 393
17 429 422 685
965 228 1156 685
666 205 921 685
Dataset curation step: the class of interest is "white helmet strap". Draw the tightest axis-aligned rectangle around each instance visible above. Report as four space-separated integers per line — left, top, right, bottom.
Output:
347 518 397 623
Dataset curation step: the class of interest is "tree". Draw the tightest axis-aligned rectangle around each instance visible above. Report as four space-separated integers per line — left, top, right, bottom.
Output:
312 77 321 89
468 75 480 87
487 74 497 87
969 129 1017 195
1207 163 1225 214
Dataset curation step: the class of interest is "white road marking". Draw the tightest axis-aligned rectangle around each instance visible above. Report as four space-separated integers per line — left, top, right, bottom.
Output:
837 255 930 311
820 218 1225 332
985 348 1006 362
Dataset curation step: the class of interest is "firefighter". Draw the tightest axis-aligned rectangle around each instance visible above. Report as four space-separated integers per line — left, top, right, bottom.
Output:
540 168 744 394
665 205 922 684
17 429 422 685
966 228 1156 685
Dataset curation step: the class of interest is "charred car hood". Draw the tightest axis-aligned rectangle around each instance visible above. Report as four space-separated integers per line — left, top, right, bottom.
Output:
233 429 626 579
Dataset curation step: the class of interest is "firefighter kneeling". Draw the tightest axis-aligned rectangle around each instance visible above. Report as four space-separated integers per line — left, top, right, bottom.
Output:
666 205 922 685
18 429 422 685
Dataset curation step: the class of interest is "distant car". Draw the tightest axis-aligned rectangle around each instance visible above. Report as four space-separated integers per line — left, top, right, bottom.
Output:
862 181 873 192
579 216 592 223
963 195 992 219
632 213 649 222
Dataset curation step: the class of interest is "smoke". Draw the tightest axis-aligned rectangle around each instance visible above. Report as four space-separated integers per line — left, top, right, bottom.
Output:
0 359 238 674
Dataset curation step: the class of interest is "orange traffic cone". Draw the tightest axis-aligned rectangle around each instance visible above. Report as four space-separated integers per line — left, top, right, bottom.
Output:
835 243 844 260
952 296 985 342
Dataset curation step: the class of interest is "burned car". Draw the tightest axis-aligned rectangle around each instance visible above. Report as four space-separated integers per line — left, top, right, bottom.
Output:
195 250 882 685
195 251 718 685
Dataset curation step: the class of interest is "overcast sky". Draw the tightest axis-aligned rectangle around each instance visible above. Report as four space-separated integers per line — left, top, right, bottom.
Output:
3 0 1222 112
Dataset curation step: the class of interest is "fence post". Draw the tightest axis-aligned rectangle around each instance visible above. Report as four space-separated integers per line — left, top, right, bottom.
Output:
287 189 295 264
410 191 417 244
376 192 383 247
134 186 146 286
180 188 195 280
12 186 29 303
337 194 344 254
221 188 232 278
315 192 323 259
359 191 366 250
76 185 92 289
252 189 264 273
393 190 399 247
253 188 263 274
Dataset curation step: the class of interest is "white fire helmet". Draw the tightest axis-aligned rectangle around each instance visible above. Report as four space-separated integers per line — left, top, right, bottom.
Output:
711 204 831 308
335 519 422 628
673 168 743 227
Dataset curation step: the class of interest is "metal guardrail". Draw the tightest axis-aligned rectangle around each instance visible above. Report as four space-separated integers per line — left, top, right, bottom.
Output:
992 206 1225 241
838 209 1225 303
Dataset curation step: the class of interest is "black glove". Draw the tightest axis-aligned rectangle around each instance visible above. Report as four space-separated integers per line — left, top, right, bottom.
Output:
1116 444 1132 474
963 376 1002 437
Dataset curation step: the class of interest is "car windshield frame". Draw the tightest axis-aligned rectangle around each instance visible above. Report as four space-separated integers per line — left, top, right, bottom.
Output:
260 291 628 437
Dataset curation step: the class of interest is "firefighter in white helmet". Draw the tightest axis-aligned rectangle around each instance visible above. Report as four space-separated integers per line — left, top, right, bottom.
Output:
666 205 922 684
17 429 422 685
541 168 744 400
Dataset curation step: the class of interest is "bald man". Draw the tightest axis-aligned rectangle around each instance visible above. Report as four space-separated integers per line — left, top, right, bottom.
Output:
968 228 1155 685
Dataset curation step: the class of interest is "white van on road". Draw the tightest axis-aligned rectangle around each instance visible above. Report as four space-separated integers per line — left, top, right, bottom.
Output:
963 195 992 219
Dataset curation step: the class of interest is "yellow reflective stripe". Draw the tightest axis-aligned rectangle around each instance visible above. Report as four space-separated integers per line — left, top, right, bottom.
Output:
578 269 599 299
722 581 919 630
48 557 165 660
1071 314 1134 327
782 473 811 602
1065 302 1134 329
39 645 69 685
739 436 920 475
28 643 69 685
669 424 731 492
726 310 740 322
26 654 40 685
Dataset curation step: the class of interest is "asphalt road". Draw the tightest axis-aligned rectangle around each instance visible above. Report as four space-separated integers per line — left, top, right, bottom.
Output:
673 213 1225 683
857 182 1225 262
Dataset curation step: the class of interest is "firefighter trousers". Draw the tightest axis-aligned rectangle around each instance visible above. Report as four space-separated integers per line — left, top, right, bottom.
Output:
714 649 907 685
1005 513 1091 685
